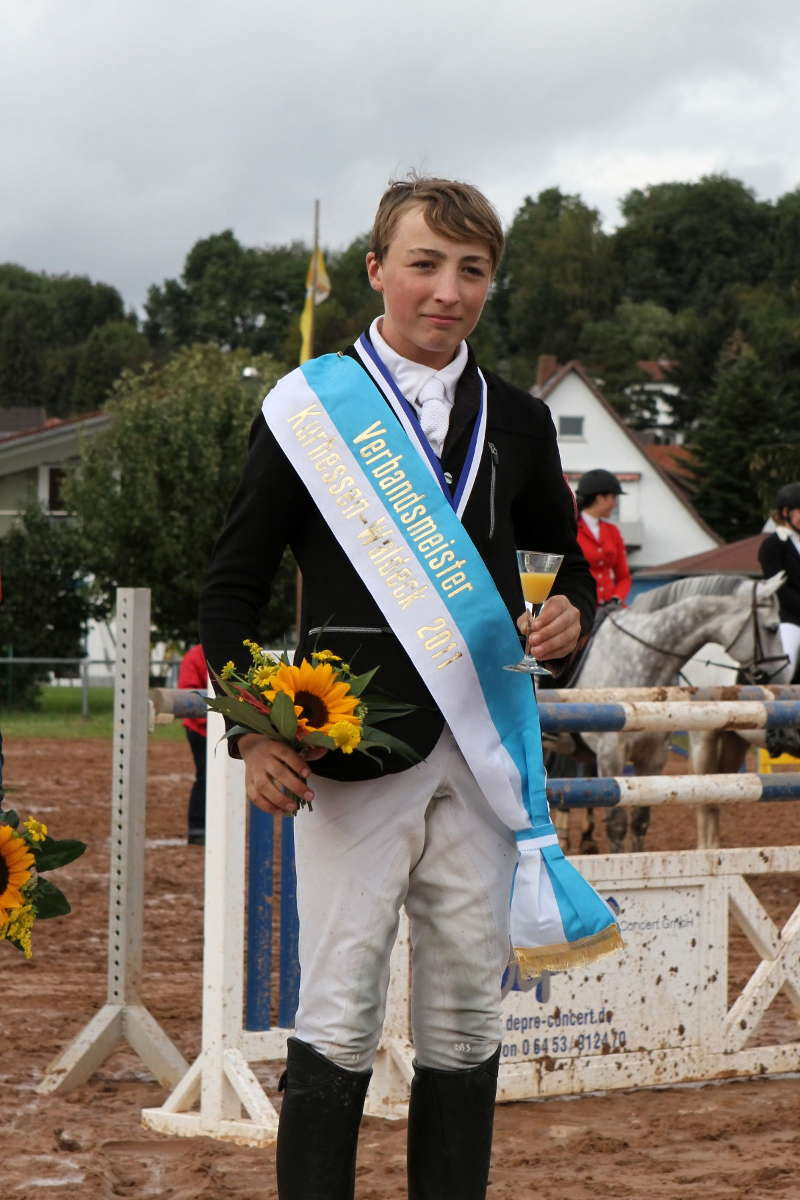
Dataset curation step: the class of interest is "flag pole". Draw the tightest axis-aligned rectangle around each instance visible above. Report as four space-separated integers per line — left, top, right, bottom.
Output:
296 198 320 641
308 198 320 360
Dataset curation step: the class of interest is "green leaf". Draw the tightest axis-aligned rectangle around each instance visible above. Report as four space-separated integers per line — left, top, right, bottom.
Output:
206 696 276 735
35 837 87 872
226 722 284 742
360 727 421 763
270 690 298 739
32 876 71 919
346 666 379 698
0 808 20 829
208 668 241 699
359 698 419 724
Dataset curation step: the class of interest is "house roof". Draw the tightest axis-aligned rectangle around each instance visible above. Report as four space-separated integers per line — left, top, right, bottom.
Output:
636 359 677 383
642 443 697 485
0 407 48 437
0 410 105 446
536 360 721 546
0 410 110 476
636 533 766 577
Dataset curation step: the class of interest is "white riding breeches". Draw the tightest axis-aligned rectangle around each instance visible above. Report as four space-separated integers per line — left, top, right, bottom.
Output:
292 728 518 1071
779 621 800 679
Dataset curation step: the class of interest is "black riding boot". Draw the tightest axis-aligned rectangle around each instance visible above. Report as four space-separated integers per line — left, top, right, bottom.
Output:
276 1036 371 1200
407 1046 500 1200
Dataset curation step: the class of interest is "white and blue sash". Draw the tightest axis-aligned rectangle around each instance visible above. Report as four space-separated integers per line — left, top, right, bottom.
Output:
261 349 622 976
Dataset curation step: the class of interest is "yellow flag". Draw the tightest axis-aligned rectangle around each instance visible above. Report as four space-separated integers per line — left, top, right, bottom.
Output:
299 248 331 363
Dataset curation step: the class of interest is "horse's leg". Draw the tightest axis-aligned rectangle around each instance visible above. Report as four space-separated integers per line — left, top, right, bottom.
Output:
696 732 748 849
628 734 670 852
596 734 628 853
689 731 724 849
579 805 597 854
554 806 573 854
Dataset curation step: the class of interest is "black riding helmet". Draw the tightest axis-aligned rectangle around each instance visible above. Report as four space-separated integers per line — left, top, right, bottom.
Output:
576 469 625 498
776 482 800 512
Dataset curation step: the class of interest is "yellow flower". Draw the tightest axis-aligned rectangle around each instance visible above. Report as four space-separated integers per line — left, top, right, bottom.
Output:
312 650 341 664
265 659 360 735
243 638 271 664
220 660 236 680
1 902 35 957
252 663 278 688
329 721 362 754
23 817 48 843
0 825 35 910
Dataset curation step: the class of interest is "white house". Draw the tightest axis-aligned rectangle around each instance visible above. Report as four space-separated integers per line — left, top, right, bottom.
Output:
535 361 719 569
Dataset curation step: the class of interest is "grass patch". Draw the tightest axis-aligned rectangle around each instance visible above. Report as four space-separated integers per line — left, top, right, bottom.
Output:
0 685 184 741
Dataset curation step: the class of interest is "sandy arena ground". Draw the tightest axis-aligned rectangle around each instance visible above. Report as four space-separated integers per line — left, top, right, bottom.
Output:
3 736 800 1199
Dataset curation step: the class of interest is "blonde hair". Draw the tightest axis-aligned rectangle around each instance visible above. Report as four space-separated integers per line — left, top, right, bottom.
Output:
369 174 504 272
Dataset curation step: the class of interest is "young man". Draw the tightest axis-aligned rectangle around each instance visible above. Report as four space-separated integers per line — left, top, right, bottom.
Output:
200 177 605 1200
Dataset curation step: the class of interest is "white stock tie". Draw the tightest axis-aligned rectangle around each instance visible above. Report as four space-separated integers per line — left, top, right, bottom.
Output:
416 375 452 458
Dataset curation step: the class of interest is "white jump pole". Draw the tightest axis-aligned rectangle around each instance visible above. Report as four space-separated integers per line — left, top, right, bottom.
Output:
142 708 281 1144
38 588 188 1095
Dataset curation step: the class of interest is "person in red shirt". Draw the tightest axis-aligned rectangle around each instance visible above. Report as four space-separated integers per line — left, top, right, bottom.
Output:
575 469 631 606
177 643 208 845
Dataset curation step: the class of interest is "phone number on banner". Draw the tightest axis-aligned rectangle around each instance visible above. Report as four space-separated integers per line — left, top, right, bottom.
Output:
502 1028 628 1059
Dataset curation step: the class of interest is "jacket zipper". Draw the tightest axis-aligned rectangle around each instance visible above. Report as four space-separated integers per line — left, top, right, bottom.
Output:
488 442 498 540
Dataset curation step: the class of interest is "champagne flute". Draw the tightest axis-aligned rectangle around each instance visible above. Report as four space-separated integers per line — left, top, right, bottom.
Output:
504 550 564 675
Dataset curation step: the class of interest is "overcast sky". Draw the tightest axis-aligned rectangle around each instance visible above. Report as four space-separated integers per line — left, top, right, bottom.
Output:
3 0 799 312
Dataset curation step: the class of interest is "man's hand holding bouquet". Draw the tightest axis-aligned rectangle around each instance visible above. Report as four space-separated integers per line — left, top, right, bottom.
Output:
206 641 418 816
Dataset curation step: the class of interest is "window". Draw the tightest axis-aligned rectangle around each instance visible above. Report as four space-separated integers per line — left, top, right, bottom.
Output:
558 415 584 439
48 467 67 513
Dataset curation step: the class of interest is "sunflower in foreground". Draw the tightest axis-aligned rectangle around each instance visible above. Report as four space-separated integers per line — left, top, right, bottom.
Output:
265 659 361 736
0 823 35 910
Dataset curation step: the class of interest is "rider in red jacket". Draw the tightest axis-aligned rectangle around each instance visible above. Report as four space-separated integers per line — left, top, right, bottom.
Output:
575 469 631 605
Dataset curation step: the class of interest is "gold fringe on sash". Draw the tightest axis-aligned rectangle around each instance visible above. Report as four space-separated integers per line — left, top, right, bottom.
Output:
514 923 624 979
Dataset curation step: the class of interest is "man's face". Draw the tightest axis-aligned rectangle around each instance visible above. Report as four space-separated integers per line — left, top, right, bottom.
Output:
366 203 493 369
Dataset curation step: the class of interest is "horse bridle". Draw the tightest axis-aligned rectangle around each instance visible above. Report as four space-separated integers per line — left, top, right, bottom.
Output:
721 581 788 684
608 581 789 685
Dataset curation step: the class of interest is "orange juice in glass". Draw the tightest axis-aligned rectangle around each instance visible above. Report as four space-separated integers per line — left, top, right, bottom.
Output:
504 550 564 675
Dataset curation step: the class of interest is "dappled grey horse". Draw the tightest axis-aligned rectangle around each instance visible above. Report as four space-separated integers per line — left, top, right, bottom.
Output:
564 572 787 852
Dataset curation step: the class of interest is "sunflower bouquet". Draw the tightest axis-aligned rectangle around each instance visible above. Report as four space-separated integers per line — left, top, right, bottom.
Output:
206 640 419 809
0 802 87 959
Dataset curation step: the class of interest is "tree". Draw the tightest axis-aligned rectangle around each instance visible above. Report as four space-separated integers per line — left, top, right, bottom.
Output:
769 189 800 293
614 175 774 313
71 320 150 411
64 345 297 643
0 507 102 708
144 232 309 358
491 188 619 384
750 442 800 517
690 351 800 540
578 299 679 425
0 264 128 415
0 306 44 406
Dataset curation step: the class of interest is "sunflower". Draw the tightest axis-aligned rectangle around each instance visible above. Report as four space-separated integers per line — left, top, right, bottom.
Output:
0 824 35 910
265 659 361 735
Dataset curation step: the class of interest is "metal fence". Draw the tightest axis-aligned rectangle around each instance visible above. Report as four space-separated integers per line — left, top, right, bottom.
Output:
0 656 180 713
